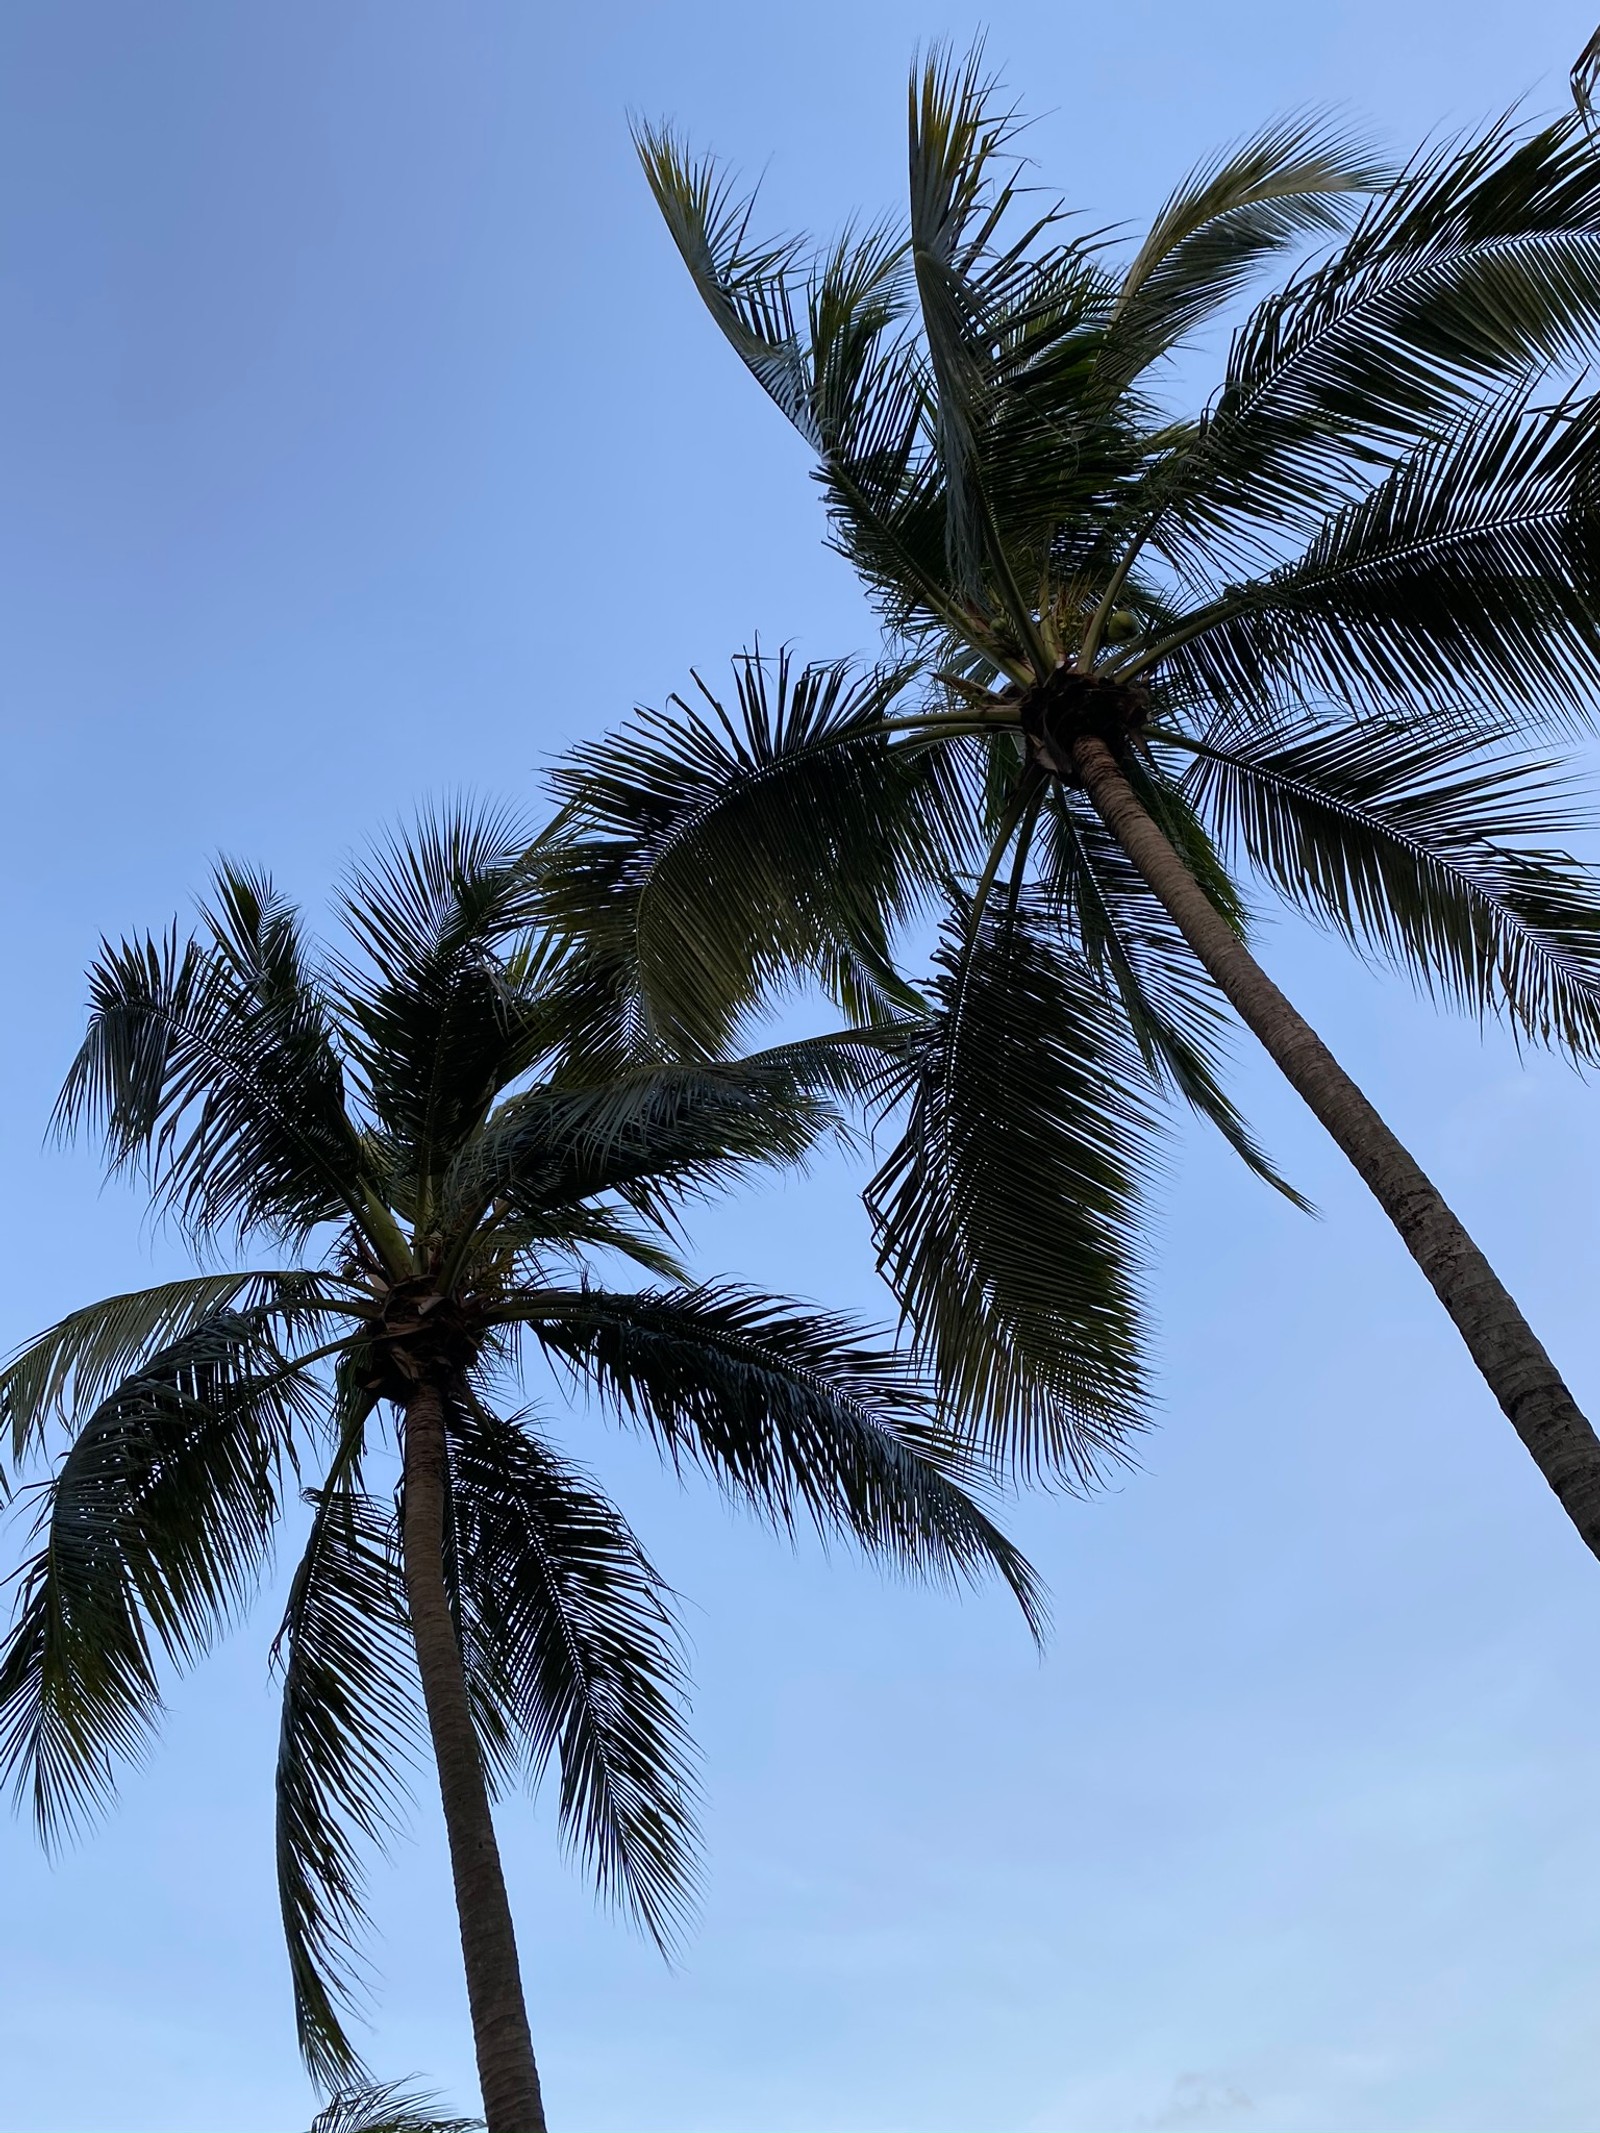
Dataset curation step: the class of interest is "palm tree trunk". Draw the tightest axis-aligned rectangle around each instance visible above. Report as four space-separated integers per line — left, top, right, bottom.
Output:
1070 730 1600 1560
402 1379 549 2133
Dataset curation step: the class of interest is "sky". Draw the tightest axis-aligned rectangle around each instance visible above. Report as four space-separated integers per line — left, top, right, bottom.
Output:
2 2 1600 2127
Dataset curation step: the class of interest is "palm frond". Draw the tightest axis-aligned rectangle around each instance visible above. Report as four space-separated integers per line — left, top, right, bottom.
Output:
514 1205 690 1285
442 1400 700 1951
448 1050 845 1242
636 126 821 440
867 892 1159 1484
541 651 957 1059
1151 385 1600 729
1577 23 1600 127
308 2078 481 2133
635 122 911 455
1 1271 335 1462
1039 787 1308 1205
519 1284 1045 1634
335 804 554 1185
907 41 1044 627
274 1465 418 2088
0 1309 322 1842
1140 113 1600 580
55 877 369 1251
1176 718 1600 1054
1103 113 1387 385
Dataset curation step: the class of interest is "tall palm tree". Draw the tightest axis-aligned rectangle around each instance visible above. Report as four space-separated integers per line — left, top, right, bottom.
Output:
539 52 1600 1549
0 809 1041 2133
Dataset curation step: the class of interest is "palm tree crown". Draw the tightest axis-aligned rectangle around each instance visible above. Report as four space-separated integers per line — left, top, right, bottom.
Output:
539 51 1600 1530
0 807 1040 2124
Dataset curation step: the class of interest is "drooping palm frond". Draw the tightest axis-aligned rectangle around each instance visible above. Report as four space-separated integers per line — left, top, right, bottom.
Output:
866 893 1160 1485
636 122 962 654
500 1204 691 1286
1173 719 1600 1054
274 1462 418 2088
0 1308 324 1841
55 879 370 1252
1038 788 1307 1205
541 651 960 1058
0 1270 333 1462
441 1401 700 1951
519 1283 1045 1635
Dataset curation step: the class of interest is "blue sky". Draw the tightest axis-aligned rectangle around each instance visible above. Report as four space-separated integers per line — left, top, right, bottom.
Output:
3 2 1600 2127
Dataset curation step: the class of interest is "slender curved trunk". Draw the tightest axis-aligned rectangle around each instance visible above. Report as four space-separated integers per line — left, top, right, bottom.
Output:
402 1379 548 2133
1070 730 1600 1561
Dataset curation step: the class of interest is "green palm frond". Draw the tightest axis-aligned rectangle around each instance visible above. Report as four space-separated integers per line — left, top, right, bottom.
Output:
511 1205 690 1285
308 2078 481 2133
0 1308 321 1841
1102 113 1388 385
635 124 817 434
867 893 1159 1485
541 650 956 1058
519 1283 1045 1634
442 1401 700 1951
906 41 1048 632
0 1270 333 1463
274 1467 418 2089
638 62 1109 663
1150 385 1600 728
1039 788 1308 1205
336 805 553 1182
1174 718 1600 1054
1141 113 1600 579
449 1051 843 1244
55 881 370 1252
635 124 910 455
888 47 1162 660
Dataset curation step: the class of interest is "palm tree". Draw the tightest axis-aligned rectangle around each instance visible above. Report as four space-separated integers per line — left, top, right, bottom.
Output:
0 808 1041 2133
538 52 1600 1548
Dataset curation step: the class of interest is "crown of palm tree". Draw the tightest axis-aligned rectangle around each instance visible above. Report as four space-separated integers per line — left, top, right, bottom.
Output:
538 49 1600 1486
0 803 1041 2091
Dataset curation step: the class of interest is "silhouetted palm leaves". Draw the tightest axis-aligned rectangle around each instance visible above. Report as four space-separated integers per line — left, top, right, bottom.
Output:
543 49 1600 1486
0 805 1040 2095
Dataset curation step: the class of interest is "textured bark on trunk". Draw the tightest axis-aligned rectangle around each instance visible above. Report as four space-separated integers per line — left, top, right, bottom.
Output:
402 1380 548 2133
1069 730 1600 1561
